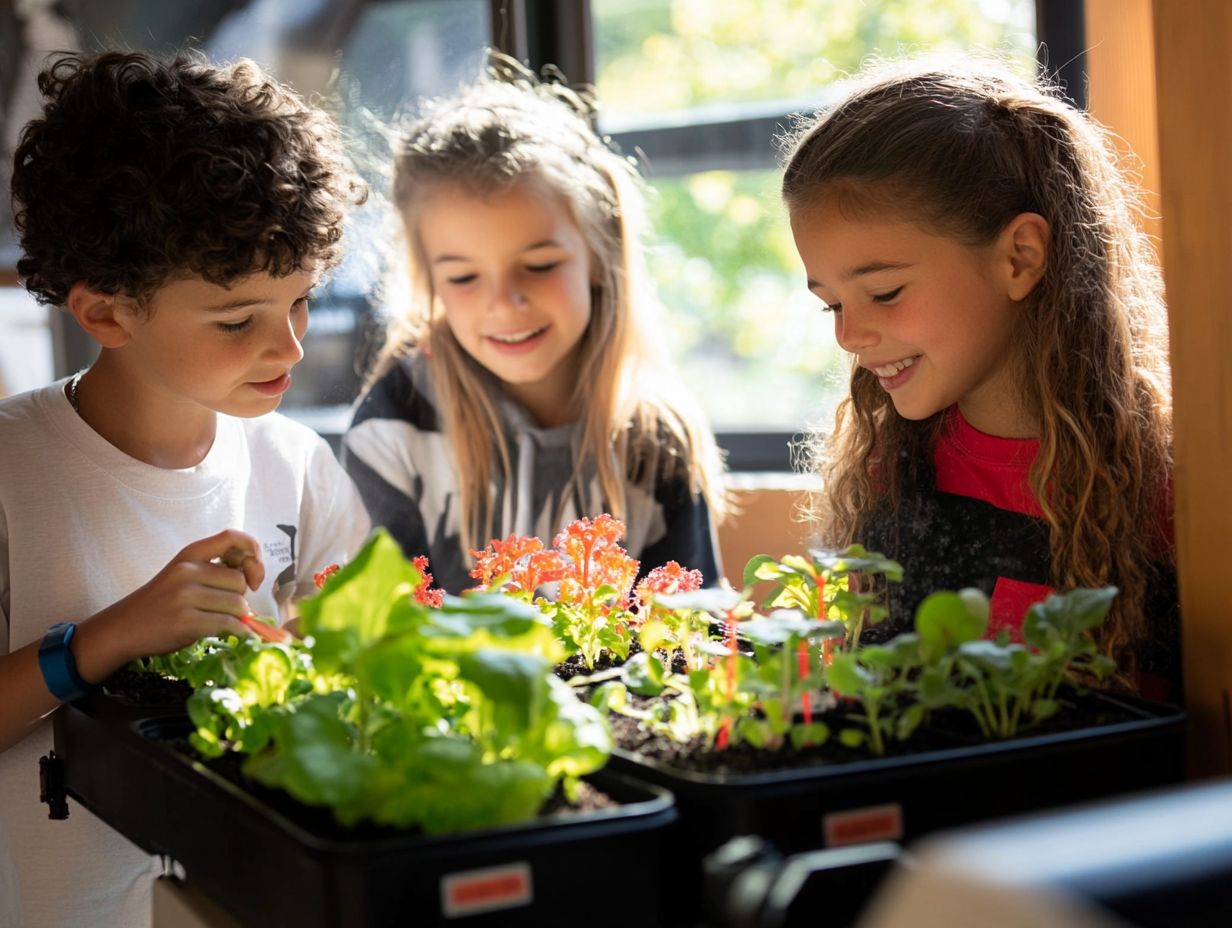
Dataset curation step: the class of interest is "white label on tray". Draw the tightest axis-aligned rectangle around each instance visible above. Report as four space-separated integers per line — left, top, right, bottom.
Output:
440 861 533 918
823 803 904 846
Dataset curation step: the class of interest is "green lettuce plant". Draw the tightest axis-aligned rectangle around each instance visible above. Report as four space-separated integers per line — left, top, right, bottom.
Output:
134 529 613 834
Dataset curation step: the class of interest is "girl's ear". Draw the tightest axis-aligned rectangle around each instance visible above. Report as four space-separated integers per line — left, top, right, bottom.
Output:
999 212 1050 301
65 282 133 348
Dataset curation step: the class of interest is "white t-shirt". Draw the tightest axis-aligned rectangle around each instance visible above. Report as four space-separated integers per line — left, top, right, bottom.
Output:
0 379 371 928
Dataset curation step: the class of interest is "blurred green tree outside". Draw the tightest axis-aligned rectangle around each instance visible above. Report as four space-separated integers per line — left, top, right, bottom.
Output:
592 0 1036 432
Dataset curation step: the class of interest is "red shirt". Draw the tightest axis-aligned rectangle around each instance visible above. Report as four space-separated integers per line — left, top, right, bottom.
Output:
933 408 1053 640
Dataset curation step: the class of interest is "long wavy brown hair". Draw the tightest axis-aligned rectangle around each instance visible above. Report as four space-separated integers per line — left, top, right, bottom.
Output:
370 53 726 556
781 58 1172 676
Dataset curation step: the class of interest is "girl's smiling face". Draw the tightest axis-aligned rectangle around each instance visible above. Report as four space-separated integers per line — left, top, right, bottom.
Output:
417 177 594 426
790 199 1039 438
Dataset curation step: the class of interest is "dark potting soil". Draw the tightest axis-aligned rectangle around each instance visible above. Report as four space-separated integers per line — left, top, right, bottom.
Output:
555 640 698 682
103 667 193 705
555 649 628 682
605 686 1156 777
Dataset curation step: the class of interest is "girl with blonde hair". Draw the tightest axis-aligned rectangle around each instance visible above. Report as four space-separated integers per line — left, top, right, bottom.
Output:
344 55 726 593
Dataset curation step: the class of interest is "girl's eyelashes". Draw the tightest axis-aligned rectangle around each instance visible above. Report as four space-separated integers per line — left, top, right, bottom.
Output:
217 317 254 334
815 285 904 313
445 263 557 284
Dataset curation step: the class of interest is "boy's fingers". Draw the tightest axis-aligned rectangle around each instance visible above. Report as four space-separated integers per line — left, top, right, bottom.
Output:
219 546 265 591
177 529 260 565
219 546 247 569
174 530 265 591
195 562 252 594
207 613 254 641
240 556 265 591
188 587 252 617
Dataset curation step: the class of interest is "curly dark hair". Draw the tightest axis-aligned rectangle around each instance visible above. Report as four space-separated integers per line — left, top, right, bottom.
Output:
10 49 367 306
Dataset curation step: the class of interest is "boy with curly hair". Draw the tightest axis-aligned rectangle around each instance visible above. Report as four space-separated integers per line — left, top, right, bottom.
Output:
0 50 371 927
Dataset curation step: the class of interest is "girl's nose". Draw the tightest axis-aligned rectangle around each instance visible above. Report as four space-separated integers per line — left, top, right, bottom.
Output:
492 278 527 312
834 303 879 354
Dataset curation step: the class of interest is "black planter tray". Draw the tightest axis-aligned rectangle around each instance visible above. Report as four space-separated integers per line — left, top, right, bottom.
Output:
608 690 1185 917
46 692 678 928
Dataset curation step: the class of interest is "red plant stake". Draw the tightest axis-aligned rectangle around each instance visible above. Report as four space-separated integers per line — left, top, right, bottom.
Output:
237 613 294 645
798 641 813 725
715 606 740 752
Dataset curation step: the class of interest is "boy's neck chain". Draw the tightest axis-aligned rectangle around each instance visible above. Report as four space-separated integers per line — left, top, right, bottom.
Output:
67 371 83 414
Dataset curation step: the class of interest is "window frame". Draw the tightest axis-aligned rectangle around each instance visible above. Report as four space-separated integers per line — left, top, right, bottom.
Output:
45 0 1085 473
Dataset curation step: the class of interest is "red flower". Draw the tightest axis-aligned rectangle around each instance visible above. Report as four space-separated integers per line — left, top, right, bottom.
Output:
469 534 565 594
411 555 446 607
313 563 341 590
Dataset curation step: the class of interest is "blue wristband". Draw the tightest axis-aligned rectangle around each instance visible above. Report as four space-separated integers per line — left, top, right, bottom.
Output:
38 622 93 702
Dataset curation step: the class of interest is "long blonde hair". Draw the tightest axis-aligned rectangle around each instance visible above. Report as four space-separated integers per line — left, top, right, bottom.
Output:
781 58 1172 675
371 53 726 556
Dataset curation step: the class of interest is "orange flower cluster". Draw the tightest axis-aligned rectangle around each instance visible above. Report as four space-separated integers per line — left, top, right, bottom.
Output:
469 515 640 610
553 514 640 610
469 535 565 594
411 555 446 607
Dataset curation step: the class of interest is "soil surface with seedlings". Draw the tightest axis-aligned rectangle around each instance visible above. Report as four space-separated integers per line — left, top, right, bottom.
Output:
103 667 193 705
600 687 1158 777
554 638 652 681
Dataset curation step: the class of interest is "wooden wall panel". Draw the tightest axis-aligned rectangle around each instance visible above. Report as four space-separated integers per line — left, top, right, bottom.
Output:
1086 0 1162 252
718 485 815 587
1152 0 1232 778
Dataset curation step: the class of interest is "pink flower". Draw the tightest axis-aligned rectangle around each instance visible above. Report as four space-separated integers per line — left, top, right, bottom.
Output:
635 561 703 612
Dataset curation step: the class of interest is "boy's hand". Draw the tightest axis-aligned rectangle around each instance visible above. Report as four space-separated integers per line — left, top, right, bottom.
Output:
77 530 267 678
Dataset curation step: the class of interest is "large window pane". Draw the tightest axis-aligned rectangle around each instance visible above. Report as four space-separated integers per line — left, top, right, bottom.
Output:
595 0 1036 124
593 0 1037 432
647 169 844 431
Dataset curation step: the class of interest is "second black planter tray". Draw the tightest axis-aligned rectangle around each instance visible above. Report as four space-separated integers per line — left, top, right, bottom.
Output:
608 690 1186 918
46 693 678 928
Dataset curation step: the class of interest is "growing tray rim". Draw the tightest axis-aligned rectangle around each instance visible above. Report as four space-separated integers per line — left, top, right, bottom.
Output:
58 697 677 858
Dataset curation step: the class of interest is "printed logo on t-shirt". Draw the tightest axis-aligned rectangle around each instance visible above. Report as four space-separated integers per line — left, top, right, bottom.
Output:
266 523 297 602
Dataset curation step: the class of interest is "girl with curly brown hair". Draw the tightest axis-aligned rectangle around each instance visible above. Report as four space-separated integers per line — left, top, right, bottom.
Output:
781 56 1177 700
0 49 370 927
